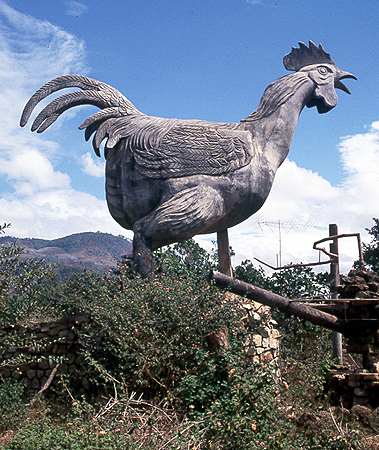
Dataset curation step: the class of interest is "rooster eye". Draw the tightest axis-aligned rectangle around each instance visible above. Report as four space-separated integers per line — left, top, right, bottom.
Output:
318 66 328 75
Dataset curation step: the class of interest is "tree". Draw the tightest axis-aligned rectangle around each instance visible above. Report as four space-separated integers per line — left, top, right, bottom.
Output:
154 239 217 279
234 260 271 290
269 266 329 299
234 260 329 299
363 218 379 273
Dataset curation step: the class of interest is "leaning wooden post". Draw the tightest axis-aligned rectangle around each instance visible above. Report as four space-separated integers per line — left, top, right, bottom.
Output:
329 224 342 364
212 271 343 332
217 229 233 277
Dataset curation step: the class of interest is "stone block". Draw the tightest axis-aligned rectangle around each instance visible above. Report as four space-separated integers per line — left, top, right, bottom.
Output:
270 329 281 339
256 327 270 338
250 312 261 322
260 351 274 364
252 334 262 347
26 369 36 379
31 378 40 389
354 387 367 397
269 337 280 349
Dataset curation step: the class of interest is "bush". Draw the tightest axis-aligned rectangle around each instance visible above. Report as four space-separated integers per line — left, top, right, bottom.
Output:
0 238 370 449
4 421 129 450
362 218 379 272
54 270 238 399
0 380 26 433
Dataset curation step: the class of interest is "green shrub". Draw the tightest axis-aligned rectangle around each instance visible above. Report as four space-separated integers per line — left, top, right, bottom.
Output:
362 218 379 272
4 421 130 450
51 270 237 399
0 380 26 432
0 239 369 449
155 239 217 279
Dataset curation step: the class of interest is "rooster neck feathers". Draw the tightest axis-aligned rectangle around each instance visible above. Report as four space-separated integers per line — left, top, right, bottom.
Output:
242 72 309 123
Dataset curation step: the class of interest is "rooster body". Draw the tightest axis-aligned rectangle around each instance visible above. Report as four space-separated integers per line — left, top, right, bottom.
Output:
21 42 356 276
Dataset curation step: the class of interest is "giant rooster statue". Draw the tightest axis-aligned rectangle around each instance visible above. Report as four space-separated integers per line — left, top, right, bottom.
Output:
20 42 356 276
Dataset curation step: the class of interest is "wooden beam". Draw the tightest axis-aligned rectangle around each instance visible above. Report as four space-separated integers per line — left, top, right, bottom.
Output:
217 229 233 277
329 224 343 364
290 298 379 303
212 271 344 332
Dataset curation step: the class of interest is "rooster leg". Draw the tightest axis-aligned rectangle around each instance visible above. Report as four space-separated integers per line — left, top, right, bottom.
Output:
132 227 154 278
132 185 225 277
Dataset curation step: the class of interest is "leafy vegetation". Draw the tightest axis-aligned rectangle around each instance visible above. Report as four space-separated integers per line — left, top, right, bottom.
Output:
363 218 379 273
0 227 376 449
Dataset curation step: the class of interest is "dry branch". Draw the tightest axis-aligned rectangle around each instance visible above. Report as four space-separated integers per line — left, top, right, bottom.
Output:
30 363 60 406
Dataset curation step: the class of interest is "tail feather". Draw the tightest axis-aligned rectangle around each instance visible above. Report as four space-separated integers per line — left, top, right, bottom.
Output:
94 120 113 154
31 90 108 132
84 122 100 142
20 75 104 127
20 74 140 157
35 113 60 133
79 107 120 130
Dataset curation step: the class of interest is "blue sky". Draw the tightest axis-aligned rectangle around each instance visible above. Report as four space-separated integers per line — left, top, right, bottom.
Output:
0 0 378 270
11 0 379 182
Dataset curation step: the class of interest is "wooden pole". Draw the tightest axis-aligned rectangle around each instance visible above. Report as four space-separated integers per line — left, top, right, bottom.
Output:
212 271 343 332
217 229 233 277
329 224 343 364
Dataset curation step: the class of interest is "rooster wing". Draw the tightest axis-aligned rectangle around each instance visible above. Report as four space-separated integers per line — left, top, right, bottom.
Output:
107 116 254 179
20 74 254 178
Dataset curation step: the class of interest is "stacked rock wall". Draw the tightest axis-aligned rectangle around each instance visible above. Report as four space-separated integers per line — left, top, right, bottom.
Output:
0 314 88 392
223 292 281 370
329 268 379 408
338 268 379 299
0 295 281 391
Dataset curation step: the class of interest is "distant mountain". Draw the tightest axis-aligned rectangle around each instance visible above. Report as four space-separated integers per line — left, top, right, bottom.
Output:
0 232 132 278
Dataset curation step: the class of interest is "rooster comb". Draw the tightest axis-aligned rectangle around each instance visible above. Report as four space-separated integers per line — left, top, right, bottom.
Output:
283 41 335 71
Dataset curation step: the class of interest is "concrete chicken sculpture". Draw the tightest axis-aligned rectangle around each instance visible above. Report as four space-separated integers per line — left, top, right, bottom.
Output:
20 41 356 276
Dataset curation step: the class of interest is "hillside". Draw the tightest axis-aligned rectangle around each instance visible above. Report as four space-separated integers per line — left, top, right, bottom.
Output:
0 232 132 278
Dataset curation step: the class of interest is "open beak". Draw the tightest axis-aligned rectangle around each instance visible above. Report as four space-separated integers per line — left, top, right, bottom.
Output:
335 70 357 95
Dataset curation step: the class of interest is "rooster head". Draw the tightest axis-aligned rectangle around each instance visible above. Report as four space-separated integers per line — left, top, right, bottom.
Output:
283 41 357 114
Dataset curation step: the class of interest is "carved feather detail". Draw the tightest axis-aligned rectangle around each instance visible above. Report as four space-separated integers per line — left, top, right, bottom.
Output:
139 124 252 178
20 74 140 145
149 185 224 239
20 74 253 178
109 117 252 178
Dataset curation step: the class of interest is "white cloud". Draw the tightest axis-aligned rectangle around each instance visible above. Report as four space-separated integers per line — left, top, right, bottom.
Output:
199 122 379 273
0 2 128 240
0 190 124 239
0 150 70 195
81 152 105 178
65 1 87 17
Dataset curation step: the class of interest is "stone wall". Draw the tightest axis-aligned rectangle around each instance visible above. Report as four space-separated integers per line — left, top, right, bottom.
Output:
0 295 282 392
223 292 281 370
0 314 88 392
338 268 379 299
328 268 379 409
